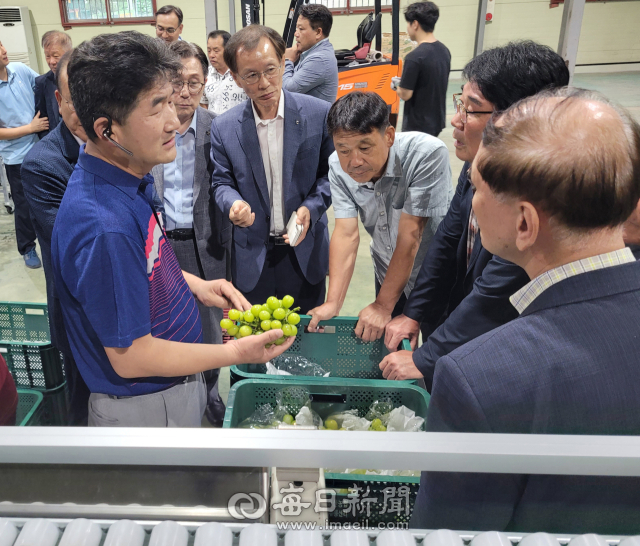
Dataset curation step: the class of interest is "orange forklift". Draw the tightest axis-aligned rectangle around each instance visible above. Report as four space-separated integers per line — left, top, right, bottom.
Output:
282 0 402 124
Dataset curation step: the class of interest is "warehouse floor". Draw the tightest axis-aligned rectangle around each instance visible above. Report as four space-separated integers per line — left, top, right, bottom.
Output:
1 72 638 406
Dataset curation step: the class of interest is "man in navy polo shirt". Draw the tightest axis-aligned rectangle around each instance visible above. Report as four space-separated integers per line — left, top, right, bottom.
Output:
52 31 294 427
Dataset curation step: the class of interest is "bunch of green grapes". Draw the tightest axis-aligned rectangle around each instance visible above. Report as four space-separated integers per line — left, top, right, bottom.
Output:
220 295 301 346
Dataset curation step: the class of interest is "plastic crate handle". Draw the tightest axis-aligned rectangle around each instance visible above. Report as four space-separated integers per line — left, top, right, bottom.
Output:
309 393 347 404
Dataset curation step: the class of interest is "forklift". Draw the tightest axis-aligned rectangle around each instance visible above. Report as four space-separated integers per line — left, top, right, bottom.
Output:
240 0 403 124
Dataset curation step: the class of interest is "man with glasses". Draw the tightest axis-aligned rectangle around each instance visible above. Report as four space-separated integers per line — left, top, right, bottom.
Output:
381 41 569 388
210 25 334 313
155 5 184 44
151 40 228 426
22 50 91 425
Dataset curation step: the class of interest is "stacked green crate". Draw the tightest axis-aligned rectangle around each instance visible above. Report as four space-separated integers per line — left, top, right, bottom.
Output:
230 316 414 386
223 378 429 525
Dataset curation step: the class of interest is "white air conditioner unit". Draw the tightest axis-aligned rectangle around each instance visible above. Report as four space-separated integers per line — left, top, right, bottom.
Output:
0 6 40 71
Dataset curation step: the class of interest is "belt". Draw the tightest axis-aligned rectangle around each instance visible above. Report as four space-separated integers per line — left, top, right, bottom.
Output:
165 228 195 241
108 373 200 399
269 236 288 246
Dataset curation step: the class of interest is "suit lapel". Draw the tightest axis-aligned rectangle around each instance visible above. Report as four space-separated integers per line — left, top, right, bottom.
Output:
236 101 270 213
152 164 164 201
282 91 303 209
193 108 209 205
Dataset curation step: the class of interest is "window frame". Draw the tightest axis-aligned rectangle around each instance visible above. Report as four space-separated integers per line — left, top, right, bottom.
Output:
314 0 391 15
58 0 157 30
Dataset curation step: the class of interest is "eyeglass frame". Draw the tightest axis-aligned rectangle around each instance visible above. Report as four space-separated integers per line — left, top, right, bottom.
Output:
156 24 179 35
453 93 494 123
172 80 205 95
238 64 282 86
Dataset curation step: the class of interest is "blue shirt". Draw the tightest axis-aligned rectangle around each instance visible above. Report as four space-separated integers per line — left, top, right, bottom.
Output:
282 39 338 103
0 62 39 165
52 148 203 396
330 132 453 296
163 110 197 230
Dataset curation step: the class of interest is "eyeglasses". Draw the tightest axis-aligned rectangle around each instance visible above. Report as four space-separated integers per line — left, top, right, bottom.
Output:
60 92 75 112
453 93 493 123
172 80 205 95
156 24 178 35
239 65 281 86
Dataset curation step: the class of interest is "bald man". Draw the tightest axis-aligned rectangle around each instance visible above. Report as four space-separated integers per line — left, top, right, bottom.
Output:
411 88 640 534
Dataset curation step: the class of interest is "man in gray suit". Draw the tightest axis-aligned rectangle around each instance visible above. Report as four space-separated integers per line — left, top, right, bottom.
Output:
152 41 228 425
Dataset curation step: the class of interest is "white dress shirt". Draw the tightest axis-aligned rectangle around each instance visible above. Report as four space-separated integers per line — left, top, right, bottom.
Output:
252 91 286 236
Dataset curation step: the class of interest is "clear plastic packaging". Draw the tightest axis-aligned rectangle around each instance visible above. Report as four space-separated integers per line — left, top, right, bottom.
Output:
326 409 372 431
238 403 283 429
267 355 330 377
295 403 323 428
386 406 425 432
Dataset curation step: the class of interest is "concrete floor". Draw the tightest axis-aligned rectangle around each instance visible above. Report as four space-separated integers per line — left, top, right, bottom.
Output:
1 72 638 405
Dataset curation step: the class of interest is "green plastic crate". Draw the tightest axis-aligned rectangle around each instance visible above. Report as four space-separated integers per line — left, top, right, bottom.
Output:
0 302 51 343
0 301 65 391
230 316 413 385
15 389 44 426
223 378 429 525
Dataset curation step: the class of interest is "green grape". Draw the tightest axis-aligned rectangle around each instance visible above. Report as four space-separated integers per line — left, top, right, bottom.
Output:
278 299 283 308
258 310 271 321
282 324 295 337
238 325 253 337
270 320 282 330
220 318 234 330
226 325 239 337
243 310 255 323
267 296 280 310
261 320 271 331
290 325 298 336
228 309 242 321
371 418 383 430
283 414 294 425
274 336 286 345
282 295 294 309
272 308 286 320
251 304 263 317
325 419 338 430
260 304 270 314
287 313 300 325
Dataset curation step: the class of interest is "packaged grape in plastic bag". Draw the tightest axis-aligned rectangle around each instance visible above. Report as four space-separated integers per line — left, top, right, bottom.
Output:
269 355 330 377
326 409 372 431
365 399 395 424
276 385 312 416
295 403 323 428
238 403 281 429
386 405 425 432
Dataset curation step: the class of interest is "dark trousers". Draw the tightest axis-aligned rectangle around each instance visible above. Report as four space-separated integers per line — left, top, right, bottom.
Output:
62 351 90 426
242 242 326 315
168 235 225 425
0 355 17 426
5 163 37 255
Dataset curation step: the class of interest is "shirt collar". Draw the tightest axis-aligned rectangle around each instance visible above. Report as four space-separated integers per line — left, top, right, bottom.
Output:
1 65 15 85
252 90 285 126
77 146 151 200
300 38 328 61
510 247 636 314
178 109 198 138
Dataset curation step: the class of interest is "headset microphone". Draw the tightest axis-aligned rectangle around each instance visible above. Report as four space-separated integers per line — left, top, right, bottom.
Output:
93 113 134 157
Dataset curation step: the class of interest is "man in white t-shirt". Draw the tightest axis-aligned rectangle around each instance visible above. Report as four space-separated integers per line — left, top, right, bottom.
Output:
202 30 247 115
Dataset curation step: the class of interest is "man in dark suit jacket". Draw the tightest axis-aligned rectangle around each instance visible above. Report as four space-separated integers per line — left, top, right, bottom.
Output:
34 31 72 139
411 88 640 535
21 51 90 425
211 25 333 314
152 41 229 425
381 42 569 389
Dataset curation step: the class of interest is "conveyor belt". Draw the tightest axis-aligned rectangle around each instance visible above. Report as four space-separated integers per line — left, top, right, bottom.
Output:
0 519 637 546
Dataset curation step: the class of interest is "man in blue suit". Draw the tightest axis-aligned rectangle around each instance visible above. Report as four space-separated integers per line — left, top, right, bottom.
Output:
34 31 72 139
411 88 640 534
210 25 333 313
22 51 90 425
381 42 569 388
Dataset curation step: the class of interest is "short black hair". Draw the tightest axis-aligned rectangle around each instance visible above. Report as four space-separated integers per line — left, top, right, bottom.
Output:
208 30 231 46
462 40 570 112
404 1 439 33
170 40 208 79
54 50 73 89
224 25 285 74
327 92 389 136
299 4 333 37
156 4 183 25
68 31 181 141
